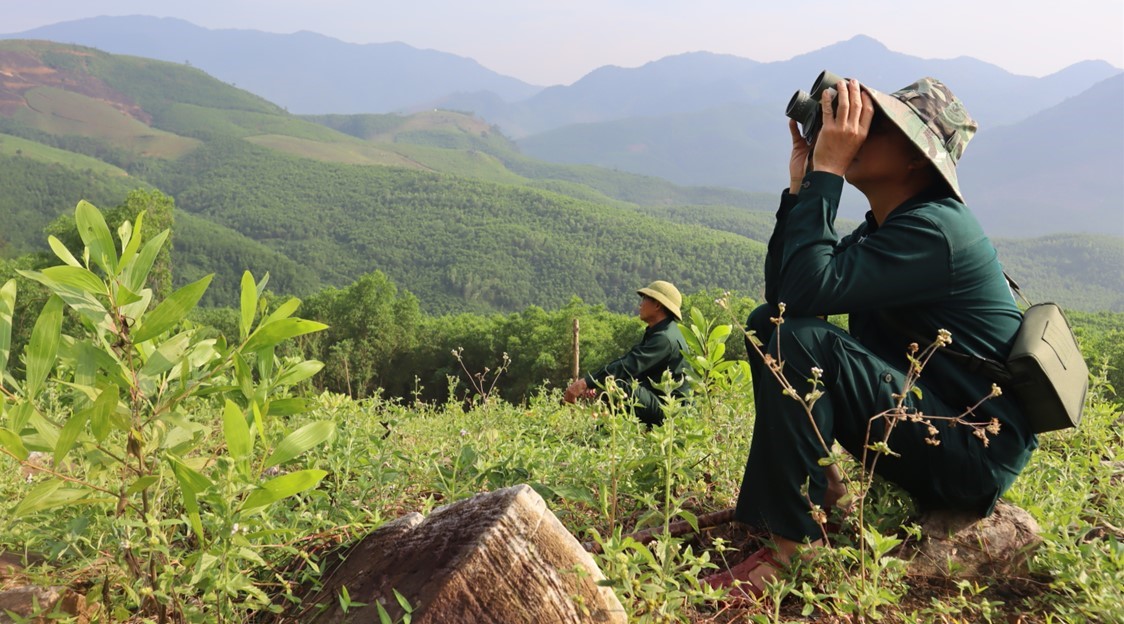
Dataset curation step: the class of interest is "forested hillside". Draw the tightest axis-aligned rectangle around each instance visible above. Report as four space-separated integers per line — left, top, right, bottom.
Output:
993 235 1124 311
0 40 775 312
0 39 1120 315
149 138 768 312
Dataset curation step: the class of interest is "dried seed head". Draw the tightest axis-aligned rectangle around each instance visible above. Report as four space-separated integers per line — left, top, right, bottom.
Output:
811 507 828 525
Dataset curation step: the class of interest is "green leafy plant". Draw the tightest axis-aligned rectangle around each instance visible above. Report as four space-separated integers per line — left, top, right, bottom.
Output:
679 306 752 411
0 200 332 621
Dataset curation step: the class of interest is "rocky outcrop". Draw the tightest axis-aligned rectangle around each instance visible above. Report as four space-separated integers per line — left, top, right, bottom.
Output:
905 500 1042 578
305 484 626 624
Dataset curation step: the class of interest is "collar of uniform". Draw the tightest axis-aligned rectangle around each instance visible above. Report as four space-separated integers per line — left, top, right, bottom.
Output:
865 186 955 234
646 315 676 335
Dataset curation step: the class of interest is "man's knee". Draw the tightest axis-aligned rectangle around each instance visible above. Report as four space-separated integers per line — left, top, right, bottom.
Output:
768 316 844 364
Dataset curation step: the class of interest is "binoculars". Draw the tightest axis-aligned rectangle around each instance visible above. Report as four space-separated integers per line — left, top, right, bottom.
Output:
786 70 845 144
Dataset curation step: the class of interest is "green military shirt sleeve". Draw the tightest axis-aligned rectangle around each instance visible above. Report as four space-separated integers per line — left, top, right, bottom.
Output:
764 189 801 306
776 172 953 316
585 334 678 389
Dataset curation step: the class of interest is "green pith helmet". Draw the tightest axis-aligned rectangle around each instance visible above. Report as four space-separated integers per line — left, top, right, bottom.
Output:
865 77 977 201
637 280 682 320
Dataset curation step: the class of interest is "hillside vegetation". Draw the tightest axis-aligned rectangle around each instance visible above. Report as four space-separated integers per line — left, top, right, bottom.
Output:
994 235 1124 311
0 40 1119 314
149 138 768 312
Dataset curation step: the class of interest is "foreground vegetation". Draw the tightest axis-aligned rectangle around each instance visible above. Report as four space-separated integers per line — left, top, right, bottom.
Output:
2 340 1122 622
0 202 1122 623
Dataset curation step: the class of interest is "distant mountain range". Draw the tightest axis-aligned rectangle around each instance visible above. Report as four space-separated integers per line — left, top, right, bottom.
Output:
3 17 1120 237
2 16 542 114
451 38 1121 135
960 74 1124 237
520 73 1124 235
5 19 1117 131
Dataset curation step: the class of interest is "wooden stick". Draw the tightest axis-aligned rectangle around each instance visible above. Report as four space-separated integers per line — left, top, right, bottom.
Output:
571 318 580 382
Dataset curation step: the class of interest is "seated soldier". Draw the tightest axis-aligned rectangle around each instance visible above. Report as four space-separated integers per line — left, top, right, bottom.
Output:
564 281 688 426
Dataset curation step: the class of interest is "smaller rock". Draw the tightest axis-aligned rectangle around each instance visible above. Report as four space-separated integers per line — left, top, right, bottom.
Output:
905 500 1042 579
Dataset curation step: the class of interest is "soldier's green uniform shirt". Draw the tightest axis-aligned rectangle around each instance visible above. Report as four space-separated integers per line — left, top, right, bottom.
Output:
738 171 1037 536
583 316 687 425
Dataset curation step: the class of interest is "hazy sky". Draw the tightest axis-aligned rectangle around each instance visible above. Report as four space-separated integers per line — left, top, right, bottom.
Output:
4 0 1123 85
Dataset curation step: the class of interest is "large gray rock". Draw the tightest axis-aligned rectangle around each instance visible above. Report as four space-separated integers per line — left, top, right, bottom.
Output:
905 500 1042 578
306 484 626 623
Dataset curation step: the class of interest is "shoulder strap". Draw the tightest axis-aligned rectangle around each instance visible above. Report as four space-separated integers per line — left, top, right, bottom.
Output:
1004 271 1033 307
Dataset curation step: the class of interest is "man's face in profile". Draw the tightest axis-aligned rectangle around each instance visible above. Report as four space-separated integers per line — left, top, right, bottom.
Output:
638 295 660 325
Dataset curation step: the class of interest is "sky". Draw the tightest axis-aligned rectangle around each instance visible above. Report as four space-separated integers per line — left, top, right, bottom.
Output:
3 0 1122 86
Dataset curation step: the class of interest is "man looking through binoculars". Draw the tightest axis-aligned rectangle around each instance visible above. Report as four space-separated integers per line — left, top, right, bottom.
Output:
704 76 1037 599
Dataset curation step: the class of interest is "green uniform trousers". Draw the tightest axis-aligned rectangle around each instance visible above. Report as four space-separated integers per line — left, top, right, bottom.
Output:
736 304 1008 542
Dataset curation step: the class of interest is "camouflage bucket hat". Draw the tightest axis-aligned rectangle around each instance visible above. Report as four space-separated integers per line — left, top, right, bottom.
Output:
637 280 682 320
865 77 977 201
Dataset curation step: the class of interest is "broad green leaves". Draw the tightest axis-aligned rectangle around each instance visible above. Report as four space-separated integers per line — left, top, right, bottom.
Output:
264 421 336 469
47 235 83 268
169 455 213 540
223 399 252 461
2 200 332 618
40 266 106 295
0 428 28 461
13 478 113 517
123 229 170 294
242 469 328 512
25 295 63 400
75 200 118 275
0 280 14 382
88 384 124 442
274 360 325 388
680 307 750 400
243 318 327 353
240 271 257 341
132 275 214 343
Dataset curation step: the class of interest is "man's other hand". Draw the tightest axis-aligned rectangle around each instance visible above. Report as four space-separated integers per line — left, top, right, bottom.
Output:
564 378 588 403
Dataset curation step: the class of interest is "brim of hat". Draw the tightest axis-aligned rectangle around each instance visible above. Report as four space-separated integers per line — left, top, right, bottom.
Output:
637 288 682 320
864 86 964 202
